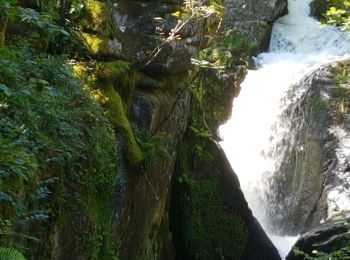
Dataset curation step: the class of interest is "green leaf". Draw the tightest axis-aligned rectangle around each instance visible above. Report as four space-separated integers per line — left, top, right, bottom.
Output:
19 89 32 96
0 247 26 260
0 84 12 96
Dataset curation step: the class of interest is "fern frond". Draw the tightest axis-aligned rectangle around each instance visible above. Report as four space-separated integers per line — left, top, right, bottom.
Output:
0 247 25 260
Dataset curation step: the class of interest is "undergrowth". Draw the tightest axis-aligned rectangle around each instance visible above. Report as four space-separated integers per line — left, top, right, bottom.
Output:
0 40 118 258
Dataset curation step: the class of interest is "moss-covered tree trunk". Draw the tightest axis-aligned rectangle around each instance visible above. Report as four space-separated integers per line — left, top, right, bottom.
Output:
0 9 7 47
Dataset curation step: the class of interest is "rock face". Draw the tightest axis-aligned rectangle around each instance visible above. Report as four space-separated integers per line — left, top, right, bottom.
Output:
170 137 281 259
224 0 288 50
116 87 191 259
1 0 289 259
110 0 288 259
266 62 350 237
254 61 350 256
111 0 203 74
286 214 350 259
108 1 200 258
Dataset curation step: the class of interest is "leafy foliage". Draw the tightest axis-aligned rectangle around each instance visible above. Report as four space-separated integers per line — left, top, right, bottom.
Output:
310 0 350 30
0 247 25 260
0 40 118 258
192 31 257 69
293 243 350 260
0 0 17 22
326 0 350 30
19 7 69 39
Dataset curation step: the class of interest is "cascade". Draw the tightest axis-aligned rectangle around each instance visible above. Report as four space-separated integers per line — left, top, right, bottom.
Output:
219 0 350 258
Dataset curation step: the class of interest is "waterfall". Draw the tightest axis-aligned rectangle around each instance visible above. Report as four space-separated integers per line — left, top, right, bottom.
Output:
219 0 350 258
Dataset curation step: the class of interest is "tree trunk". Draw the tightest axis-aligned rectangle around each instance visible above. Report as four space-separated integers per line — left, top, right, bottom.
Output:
0 9 7 47
59 0 66 26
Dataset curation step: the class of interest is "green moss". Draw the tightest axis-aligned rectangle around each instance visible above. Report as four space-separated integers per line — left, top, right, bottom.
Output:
82 194 118 260
103 84 143 167
74 60 143 167
171 126 248 259
95 61 130 81
170 61 249 257
175 135 248 259
79 32 118 57
330 64 350 123
80 32 106 54
180 170 248 259
70 0 119 58
95 61 139 106
72 0 113 36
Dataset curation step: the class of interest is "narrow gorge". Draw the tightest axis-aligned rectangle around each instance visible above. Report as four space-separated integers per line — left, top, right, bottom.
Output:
221 0 350 258
0 0 349 260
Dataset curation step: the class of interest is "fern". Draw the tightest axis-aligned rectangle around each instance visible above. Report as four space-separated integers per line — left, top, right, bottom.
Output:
0 247 25 260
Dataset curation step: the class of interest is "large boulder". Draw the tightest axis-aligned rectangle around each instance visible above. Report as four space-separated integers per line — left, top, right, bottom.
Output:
223 0 288 50
264 61 350 236
170 136 281 260
286 214 350 259
111 0 204 74
115 84 191 259
100 0 288 258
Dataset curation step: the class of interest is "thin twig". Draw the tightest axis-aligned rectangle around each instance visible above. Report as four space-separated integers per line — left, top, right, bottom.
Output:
146 174 160 203
142 12 197 69
148 72 200 140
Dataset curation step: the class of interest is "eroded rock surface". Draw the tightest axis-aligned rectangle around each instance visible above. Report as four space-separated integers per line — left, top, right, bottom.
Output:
224 0 288 50
111 0 203 74
287 214 350 259
170 137 281 260
266 62 350 236
110 0 290 258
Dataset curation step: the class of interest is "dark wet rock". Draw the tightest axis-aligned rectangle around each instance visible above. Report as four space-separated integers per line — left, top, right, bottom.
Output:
170 137 281 260
286 214 350 259
200 65 247 137
137 73 166 90
214 140 282 260
309 0 329 21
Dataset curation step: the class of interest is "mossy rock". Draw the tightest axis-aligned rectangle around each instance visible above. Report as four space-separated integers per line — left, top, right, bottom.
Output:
179 172 248 260
73 61 143 167
102 84 143 167
309 0 328 20
97 61 140 109
95 61 130 81
170 132 248 260
78 32 121 58
71 0 113 36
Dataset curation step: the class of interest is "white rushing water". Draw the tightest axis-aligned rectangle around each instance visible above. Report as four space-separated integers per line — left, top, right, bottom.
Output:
219 0 350 258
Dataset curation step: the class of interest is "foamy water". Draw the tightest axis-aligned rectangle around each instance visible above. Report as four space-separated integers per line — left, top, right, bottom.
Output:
219 0 350 258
